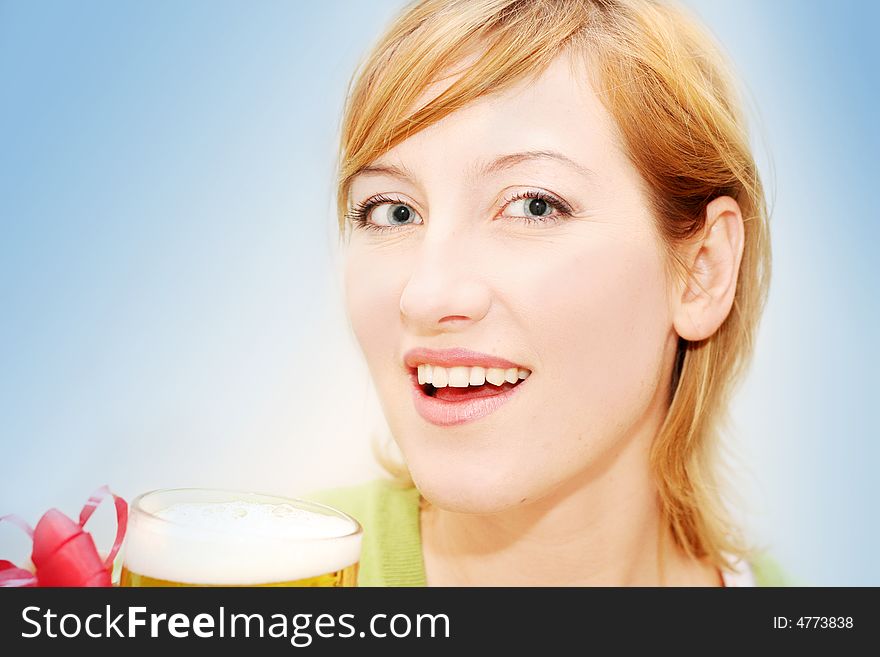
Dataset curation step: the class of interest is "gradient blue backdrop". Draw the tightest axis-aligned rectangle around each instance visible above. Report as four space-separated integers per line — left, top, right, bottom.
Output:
1 0 877 585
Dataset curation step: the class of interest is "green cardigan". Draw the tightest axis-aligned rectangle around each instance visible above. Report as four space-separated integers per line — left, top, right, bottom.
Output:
306 478 797 587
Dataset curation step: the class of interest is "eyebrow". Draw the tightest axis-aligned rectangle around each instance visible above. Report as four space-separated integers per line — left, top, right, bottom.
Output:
351 150 595 184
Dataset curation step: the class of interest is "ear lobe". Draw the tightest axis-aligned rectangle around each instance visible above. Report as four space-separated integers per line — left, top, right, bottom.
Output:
672 196 745 342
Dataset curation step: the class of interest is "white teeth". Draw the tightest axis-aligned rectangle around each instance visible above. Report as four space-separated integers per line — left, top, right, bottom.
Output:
416 364 531 389
485 368 507 386
447 366 471 387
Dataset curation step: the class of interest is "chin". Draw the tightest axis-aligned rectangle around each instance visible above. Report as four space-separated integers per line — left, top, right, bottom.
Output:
409 464 535 515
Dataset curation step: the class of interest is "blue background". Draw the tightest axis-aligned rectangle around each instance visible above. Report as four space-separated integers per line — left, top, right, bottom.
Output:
1 0 877 585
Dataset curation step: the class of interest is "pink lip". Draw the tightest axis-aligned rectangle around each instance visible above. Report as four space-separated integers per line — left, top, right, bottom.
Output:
406 367 529 427
403 347 526 371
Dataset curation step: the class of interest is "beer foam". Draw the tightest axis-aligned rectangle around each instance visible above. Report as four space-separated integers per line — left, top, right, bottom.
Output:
155 502 356 540
122 498 362 585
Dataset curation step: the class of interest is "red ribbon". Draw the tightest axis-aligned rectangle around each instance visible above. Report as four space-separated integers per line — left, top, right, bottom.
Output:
1 485 127 587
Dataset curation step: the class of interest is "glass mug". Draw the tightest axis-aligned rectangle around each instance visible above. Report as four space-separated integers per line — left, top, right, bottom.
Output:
119 488 362 587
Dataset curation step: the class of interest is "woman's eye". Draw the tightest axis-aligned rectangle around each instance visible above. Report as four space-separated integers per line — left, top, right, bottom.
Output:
375 203 421 226
499 192 571 224
349 198 423 232
506 197 554 219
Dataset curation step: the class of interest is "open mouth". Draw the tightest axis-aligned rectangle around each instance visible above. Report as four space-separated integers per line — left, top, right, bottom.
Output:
408 367 529 402
406 363 530 426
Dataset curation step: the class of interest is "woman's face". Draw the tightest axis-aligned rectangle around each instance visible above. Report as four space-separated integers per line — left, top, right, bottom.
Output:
343 52 680 513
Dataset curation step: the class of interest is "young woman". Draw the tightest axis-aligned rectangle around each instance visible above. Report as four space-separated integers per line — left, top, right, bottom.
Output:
309 0 791 586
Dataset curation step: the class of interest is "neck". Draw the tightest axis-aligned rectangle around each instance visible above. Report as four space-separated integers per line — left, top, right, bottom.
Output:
419 380 721 587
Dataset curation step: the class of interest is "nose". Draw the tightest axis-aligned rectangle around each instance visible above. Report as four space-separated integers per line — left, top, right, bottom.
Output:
399 229 491 333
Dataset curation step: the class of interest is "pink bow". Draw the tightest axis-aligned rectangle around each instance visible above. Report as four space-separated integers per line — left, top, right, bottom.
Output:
1 485 127 587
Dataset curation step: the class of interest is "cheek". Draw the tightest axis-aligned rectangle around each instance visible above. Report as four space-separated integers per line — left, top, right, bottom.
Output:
343 247 406 371
503 233 672 433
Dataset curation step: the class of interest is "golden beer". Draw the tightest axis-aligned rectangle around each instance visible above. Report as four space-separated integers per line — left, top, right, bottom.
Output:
119 488 362 587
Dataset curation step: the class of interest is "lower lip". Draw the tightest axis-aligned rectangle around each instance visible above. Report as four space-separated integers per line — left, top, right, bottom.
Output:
409 370 528 427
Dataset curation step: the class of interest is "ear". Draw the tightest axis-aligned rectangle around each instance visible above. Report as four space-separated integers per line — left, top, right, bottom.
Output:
672 196 745 341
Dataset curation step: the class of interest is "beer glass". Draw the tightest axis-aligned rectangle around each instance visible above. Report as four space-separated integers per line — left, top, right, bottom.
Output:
119 488 362 587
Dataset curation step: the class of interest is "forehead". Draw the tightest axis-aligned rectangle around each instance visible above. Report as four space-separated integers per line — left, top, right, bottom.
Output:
352 51 619 186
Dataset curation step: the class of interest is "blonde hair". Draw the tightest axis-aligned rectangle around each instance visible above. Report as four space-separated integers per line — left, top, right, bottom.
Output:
335 0 771 574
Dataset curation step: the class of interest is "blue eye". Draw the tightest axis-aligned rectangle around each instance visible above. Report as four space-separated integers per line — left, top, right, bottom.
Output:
345 195 422 233
385 203 418 225
510 197 552 218
499 190 573 225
